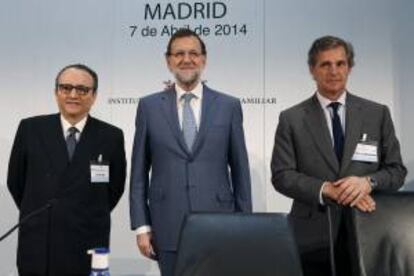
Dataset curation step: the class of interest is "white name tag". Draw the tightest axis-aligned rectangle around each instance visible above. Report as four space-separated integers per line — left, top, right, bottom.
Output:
352 142 378 163
90 158 110 183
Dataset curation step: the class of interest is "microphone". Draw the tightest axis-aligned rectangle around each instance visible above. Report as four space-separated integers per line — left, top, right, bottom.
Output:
0 199 56 242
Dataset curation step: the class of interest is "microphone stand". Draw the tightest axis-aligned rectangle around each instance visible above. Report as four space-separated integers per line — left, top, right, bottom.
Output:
327 205 337 276
0 202 53 242
1 200 56 275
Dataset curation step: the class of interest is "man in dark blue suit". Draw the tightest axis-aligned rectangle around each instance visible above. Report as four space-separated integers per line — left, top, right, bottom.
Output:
7 64 126 275
129 28 252 276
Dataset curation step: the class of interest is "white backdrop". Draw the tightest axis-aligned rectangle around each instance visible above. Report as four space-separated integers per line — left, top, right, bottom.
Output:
0 0 412 275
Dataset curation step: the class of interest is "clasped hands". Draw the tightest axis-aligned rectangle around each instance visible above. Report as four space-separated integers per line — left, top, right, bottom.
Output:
322 176 376 212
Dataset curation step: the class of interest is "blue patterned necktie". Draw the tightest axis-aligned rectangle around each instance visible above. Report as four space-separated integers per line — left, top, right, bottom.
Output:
66 126 78 161
329 102 344 162
181 93 197 151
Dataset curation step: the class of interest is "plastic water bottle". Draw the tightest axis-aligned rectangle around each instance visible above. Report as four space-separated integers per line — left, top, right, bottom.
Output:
88 247 110 276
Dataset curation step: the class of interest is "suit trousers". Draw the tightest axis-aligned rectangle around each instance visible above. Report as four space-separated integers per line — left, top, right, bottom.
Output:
158 250 177 276
300 247 331 276
334 211 354 276
300 212 353 276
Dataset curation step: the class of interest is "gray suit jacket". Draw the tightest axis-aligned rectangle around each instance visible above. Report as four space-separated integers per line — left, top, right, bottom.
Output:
130 85 252 250
271 93 407 252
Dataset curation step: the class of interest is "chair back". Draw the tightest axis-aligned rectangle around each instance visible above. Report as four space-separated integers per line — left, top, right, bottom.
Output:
174 213 303 276
350 191 414 276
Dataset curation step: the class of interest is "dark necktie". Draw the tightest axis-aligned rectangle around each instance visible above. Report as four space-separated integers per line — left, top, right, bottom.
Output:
181 93 197 151
329 102 344 162
66 127 78 161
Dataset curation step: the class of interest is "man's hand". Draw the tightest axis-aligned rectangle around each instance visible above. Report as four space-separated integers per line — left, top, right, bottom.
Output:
322 176 374 210
354 194 376 212
333 176 372 206
136 232 156 259
322 181 342 202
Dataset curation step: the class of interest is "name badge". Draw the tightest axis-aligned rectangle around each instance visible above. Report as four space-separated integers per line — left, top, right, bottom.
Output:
352 135 378 163
90 154 110 183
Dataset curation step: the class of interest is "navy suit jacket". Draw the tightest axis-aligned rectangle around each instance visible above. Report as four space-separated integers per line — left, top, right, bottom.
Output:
7 114 126 275
130 85 252 250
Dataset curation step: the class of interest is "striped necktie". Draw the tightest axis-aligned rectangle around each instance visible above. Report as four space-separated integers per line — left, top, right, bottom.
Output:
66 126 78 161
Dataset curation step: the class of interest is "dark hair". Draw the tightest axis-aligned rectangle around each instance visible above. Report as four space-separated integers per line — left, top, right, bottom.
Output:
55 63 98 93
308 35 355 68
166 28 207 56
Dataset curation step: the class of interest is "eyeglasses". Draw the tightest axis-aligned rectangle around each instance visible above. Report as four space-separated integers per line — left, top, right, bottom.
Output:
169 50 203 60
57 84 93 96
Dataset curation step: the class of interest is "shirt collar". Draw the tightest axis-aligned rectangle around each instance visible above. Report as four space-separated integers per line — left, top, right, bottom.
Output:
175 82 203 101
60 114 88 134
316 90 347 109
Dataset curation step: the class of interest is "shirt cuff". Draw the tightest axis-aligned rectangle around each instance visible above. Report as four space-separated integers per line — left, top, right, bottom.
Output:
319 181 328 205
135 225 151 235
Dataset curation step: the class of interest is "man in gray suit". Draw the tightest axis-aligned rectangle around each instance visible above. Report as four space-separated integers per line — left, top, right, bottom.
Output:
271 36 406 276
129 28 252 276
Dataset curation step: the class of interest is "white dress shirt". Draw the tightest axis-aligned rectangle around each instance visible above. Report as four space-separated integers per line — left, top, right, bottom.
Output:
60 115 87 141
315 91 347 143
176 82 203 130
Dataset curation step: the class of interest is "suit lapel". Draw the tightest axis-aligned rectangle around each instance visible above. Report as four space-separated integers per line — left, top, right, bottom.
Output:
159 89 191 156
41 114 70 174
192 86 218 157
304 96 340 172
56 116 99 195
339 93 363 175
71 116 98 165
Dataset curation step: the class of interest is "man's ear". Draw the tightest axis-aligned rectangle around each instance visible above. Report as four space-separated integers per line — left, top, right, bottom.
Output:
166 55 173 72
309 66 316 81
